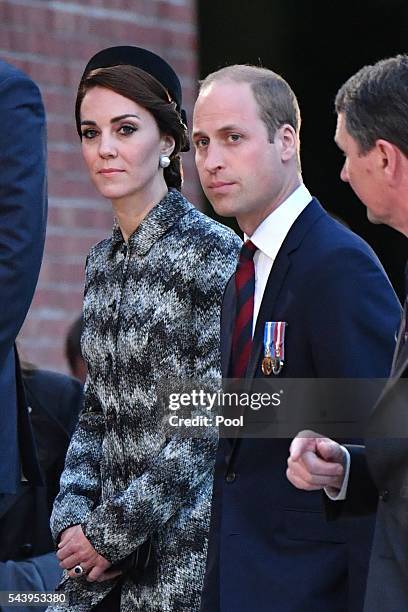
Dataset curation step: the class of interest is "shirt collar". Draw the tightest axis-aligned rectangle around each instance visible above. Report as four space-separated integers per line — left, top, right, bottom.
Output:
245 184 312 261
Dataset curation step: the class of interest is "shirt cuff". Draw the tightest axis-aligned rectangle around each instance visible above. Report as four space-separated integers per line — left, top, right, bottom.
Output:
324 446 350 501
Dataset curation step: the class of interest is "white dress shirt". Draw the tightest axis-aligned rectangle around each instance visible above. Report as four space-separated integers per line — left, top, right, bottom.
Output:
325 447 351 500
245 183 312 336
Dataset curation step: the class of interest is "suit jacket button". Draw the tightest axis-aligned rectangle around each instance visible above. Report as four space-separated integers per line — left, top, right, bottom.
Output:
379 489 389 501
225 472 236 483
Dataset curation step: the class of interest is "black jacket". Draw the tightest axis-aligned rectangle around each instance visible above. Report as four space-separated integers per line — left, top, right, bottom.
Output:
0 368 82 561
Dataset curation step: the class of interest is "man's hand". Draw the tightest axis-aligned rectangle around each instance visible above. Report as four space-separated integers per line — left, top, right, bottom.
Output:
287 430 346 492
57 525 120 582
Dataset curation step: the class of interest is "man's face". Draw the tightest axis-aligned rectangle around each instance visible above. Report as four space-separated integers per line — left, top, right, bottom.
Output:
193 80 294 233
335 113 390 225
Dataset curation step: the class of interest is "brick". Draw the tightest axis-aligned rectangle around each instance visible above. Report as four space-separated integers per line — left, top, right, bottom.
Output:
37 258 86 285
43 233 104 258
48 205 112 232
28 287 84 314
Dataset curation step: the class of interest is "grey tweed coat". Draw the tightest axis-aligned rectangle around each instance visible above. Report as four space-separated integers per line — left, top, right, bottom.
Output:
49 190 241 611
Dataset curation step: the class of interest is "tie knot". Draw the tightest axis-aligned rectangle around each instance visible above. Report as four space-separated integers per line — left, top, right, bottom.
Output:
240 240 257 262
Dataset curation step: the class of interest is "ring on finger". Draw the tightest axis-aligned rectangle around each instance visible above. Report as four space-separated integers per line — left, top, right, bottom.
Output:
73 564 85 577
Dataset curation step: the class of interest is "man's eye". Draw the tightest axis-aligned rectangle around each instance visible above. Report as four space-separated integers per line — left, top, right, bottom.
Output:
82 129 98 139
228 134 241 142
195 138 209 149
118 125 137 136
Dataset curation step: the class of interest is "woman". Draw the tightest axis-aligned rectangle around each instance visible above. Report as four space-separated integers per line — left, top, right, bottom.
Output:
49 46 241 612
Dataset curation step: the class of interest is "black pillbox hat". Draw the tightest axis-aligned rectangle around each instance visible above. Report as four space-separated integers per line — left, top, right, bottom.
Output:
81 46 184 116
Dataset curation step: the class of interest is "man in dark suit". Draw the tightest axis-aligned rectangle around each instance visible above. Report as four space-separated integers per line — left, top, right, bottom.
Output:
0 366 82 612
0 61 47 502
193 64 401 611
287 55 408 611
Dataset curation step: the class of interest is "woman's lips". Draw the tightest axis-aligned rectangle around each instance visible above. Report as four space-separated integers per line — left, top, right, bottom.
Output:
98 168 125 174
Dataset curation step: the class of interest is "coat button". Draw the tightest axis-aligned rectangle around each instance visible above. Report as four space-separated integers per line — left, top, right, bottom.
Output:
225 472 236 483
379 489 389 502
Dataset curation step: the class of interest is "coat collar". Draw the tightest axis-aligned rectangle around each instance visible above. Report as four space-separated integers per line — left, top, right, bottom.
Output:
110 189 193 257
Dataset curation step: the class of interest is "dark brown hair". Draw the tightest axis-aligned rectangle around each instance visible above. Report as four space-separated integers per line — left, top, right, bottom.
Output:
76 65 189 190
335 54 408 156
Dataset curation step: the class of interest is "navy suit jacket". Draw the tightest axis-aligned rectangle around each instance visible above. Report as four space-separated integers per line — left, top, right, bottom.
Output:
201 198 401 612
0 61 47 495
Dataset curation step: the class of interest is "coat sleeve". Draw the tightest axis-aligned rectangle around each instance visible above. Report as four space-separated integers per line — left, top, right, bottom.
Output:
0 553 62 612
81 232 241 565
49 379 104 543
324 445 378 519
0 72 47 366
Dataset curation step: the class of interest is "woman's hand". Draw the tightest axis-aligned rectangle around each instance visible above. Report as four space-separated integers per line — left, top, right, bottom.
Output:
57 525 122 582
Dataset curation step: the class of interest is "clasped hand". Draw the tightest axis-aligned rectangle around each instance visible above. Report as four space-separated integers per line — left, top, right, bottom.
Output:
286 430 346 493
57 525 122 582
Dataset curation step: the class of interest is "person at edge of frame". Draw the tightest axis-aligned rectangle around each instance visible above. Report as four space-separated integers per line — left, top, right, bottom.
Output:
0 60 47 510
0 359 83 612
287 54 408 612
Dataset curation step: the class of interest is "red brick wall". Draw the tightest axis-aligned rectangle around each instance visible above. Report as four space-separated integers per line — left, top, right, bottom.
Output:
0 0 200 373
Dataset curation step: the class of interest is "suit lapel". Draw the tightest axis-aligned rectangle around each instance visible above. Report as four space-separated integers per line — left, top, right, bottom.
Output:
390 306 408 380
226 198 325 457
368 297 407 418
247 198 325 380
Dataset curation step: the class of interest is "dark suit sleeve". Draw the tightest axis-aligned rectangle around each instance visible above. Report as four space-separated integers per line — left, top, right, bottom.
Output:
0 553 62 610
0 72 47 366
325 445 378 519
306 247 401 377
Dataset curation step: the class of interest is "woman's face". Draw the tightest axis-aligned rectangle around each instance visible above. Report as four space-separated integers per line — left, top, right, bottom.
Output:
80 86 174 203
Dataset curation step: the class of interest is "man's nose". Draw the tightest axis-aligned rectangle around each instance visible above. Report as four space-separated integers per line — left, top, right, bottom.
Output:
203 144 225 172
340 162 349 183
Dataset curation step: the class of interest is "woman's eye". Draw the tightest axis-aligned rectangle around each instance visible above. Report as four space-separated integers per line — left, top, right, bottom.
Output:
118 125 137 136
82 129 98 139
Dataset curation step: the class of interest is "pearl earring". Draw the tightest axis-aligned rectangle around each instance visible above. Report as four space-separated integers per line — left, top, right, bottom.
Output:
159 154 171 168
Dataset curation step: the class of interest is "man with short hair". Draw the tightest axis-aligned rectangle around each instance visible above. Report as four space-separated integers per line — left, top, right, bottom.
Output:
193 64 401 611
287 54 408 612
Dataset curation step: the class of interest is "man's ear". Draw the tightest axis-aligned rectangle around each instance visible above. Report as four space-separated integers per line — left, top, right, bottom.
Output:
375 139 399 179
160 134 176 157
278 124 298 162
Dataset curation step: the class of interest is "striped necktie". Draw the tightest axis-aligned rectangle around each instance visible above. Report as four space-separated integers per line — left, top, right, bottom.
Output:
230 240 257 378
